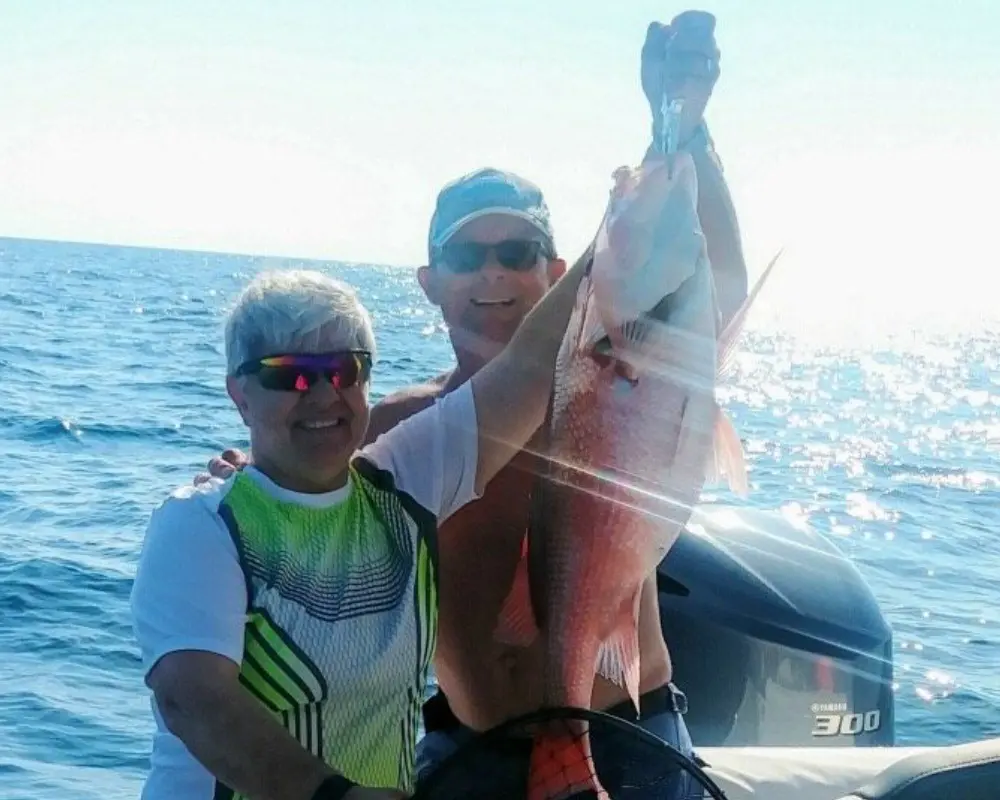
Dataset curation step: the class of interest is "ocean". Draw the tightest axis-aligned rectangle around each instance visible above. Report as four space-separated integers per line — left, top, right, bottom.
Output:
1 235 998 798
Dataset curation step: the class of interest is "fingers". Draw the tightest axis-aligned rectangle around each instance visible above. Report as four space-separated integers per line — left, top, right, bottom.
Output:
667 49 720 83
642 15 720 118
207 456 237 479
664 21 720 89
669 10 719 56
642 21 671 58
640 21 670 104
193 472 213 486
221 448 249 466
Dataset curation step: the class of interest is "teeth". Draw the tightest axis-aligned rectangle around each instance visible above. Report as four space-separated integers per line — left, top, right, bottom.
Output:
301 420 341 429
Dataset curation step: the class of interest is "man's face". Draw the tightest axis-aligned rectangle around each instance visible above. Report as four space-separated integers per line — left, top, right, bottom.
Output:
418 214 566 360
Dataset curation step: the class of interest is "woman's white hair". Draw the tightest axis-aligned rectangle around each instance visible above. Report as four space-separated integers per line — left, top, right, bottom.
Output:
224 269 376 375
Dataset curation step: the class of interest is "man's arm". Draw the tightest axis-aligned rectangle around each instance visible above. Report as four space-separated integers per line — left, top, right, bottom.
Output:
690 134 748 326
641 125 749 330
640 16 749 327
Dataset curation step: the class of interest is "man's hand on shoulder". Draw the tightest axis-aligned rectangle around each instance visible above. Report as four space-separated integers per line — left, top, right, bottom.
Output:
193 448 250 485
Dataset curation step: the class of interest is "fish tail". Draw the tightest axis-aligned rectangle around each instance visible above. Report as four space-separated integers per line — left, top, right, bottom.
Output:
493 532 540 647
526 723 609 800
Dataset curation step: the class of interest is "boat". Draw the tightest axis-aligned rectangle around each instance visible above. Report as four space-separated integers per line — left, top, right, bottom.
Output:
659 504 999 798
696 736 999 798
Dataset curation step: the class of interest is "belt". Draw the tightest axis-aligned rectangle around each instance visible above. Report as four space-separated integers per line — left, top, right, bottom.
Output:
421 682 688 734
602 682 689 723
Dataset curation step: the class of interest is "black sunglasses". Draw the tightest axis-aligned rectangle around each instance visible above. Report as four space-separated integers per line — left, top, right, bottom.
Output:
234 350 373 393
433 239 552 274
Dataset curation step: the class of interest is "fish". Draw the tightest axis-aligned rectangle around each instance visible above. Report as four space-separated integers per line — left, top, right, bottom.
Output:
493 149 779 800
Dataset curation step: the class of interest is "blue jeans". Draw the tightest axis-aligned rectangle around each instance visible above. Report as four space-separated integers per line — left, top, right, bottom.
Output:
415 684 700 799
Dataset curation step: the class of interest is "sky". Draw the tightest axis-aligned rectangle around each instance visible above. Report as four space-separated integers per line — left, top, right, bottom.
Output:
2 0 999 332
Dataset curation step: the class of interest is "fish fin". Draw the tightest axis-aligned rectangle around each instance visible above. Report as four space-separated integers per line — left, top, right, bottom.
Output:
595 586 643 714
616 317 653 347
708 403 749 496
590 320 644 360
591 327 643 384
717 248 783 378
527 724 609 800
493 533 540 647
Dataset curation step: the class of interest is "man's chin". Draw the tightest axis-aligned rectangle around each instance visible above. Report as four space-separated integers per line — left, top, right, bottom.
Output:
453 313 523 353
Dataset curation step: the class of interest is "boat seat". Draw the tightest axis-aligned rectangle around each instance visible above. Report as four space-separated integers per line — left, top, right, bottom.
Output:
836 737 1000 800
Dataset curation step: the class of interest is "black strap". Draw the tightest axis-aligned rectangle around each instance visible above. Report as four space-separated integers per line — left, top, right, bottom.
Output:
602 682 689 723
311 774 359 800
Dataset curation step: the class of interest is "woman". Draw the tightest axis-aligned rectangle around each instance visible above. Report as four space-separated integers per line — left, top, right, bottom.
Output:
129 261 585 800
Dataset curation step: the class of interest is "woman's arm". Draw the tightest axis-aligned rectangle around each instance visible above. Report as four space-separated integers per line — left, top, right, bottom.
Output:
131 491 398 800
148 651 339 800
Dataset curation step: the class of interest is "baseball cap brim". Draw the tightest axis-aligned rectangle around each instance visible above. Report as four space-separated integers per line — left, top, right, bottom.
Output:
431 207 555 253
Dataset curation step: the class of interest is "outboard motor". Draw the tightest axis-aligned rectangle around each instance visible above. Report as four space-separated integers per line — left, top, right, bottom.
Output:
658 504 894 747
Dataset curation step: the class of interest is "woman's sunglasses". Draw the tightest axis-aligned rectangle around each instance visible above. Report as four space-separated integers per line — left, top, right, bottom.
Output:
433 239 551 274
234 350 373 393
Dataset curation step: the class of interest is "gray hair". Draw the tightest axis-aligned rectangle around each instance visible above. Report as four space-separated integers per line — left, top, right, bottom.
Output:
224 269 377 375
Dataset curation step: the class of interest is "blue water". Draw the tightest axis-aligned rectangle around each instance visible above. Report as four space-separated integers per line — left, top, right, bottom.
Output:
2 236 998 797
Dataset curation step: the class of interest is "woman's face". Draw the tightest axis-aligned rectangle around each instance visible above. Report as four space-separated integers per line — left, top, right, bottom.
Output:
226 325 372 493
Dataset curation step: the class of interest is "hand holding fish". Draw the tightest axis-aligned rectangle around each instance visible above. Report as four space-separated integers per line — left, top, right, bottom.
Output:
641 11 721 151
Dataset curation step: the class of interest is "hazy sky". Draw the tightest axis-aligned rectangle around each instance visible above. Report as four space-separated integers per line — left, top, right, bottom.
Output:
2 0 998 331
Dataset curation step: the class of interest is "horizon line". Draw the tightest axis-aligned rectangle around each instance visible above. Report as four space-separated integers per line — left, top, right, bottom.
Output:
0 232 422 271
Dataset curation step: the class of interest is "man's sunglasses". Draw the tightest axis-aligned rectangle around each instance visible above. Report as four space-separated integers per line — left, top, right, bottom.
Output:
433 239 552 274
234 350 373 393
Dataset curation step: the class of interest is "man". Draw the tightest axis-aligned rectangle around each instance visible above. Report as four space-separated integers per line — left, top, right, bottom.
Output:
205 14 749 796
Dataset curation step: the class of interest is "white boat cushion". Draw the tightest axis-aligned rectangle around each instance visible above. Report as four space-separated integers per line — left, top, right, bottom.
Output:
839 737 1000 800
694 746 925 800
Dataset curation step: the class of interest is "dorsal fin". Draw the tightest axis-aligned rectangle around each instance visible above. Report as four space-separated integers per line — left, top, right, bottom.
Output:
717 248 783 378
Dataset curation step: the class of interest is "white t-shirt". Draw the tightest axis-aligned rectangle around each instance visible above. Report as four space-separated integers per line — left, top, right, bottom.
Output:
130 382 480 798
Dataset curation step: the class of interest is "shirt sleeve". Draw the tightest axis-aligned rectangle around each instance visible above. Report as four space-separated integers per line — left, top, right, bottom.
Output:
360 381 481 522
129 483 248 678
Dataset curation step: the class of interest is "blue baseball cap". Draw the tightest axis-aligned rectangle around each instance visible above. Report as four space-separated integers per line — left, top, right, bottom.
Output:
427 167 556 262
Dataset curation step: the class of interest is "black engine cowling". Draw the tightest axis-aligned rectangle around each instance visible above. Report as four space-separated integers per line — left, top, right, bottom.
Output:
658 504 895 747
